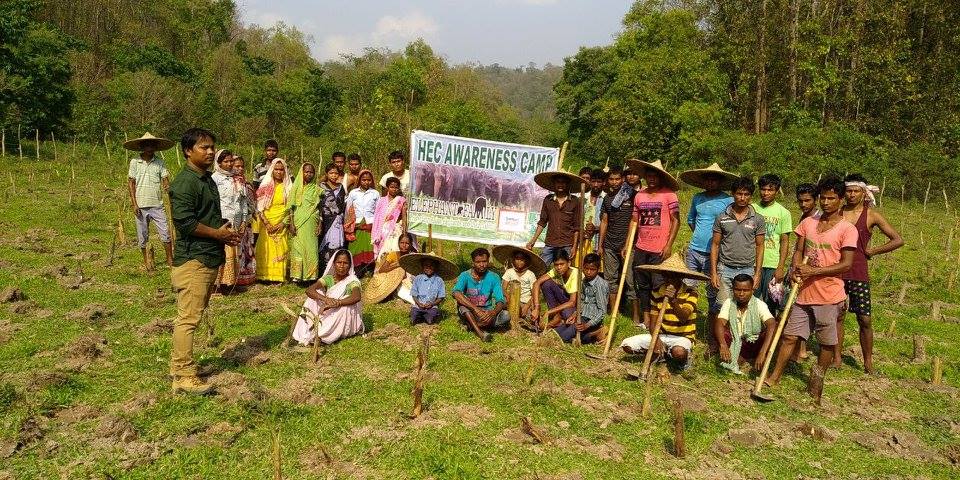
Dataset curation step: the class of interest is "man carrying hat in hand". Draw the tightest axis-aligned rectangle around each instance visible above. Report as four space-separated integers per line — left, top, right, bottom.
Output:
126 132 176 271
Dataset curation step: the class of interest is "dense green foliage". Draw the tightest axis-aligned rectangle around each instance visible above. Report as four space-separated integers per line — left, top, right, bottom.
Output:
554 0 960 194
2 0 959 194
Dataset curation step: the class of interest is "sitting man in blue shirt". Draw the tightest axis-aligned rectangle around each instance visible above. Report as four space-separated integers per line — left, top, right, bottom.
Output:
452 248 509 342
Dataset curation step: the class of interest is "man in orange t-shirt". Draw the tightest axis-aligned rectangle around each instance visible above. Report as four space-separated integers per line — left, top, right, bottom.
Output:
765 176 857 404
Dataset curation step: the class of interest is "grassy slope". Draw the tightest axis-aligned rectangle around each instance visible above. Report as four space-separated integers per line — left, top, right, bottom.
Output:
0 146 958 479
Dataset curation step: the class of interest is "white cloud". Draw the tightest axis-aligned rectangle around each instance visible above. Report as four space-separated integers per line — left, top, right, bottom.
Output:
372 12 439 43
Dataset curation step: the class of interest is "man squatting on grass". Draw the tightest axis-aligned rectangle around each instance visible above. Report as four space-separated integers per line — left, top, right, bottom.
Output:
169 128 240 395
452 248 509 342
766 176 857 401
836 173 903 373
715 274 776 374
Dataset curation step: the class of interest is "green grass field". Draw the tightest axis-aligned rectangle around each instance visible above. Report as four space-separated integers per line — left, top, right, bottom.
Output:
0 145 958 479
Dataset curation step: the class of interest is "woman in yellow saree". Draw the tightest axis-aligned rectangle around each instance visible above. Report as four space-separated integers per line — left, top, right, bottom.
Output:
255 158 291 282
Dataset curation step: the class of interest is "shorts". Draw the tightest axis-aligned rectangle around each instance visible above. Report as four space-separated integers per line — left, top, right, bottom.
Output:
844 280 871 317
620 333 693 369
784 302 842 346
684 249 718 312
135 206 171 248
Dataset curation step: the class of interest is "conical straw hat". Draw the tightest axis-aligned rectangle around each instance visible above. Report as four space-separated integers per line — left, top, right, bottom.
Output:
123 132 175 152
634 252 709 281
625 159 679 191
399 252 459 281
492 244 548 277
680 163 739 190
362 266 406 304
533 170 586 192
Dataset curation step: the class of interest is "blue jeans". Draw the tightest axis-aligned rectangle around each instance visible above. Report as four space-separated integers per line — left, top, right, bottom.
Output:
685 249 719 313
540 245 572 266
716 263 754 308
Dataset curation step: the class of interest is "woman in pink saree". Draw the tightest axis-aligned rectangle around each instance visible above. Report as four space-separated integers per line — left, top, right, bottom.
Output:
371 176 406 260
291 249 364 346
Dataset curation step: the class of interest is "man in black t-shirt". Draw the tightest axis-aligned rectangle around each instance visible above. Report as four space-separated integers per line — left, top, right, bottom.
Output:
597 167 637 314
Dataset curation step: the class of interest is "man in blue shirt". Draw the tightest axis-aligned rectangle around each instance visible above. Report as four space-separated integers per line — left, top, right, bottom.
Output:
679 163 736 346
452 248 509 342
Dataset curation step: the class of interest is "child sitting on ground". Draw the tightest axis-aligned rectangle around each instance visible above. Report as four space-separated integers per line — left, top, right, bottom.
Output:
557 253 608 343
498 246 545 329
715 274 776 374
409 258 445 325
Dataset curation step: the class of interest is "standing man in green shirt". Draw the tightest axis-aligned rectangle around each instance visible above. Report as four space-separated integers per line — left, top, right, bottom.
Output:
752 174 793 316
168 128 240 395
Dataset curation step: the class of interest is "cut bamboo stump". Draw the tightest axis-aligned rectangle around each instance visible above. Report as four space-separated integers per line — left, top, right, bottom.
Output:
931 301 942 321
931 356 943 385
671 397 686 458
885 319 896 336
272 430 282 480
897 283 913 305
912 335 926 362
410 334 430 418
508 281 521 331
520 416 548 444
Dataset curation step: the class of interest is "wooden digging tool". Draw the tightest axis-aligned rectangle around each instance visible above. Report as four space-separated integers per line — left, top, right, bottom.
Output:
751 258 807 403
573 181 587 346
587 217 639 359
638 289 672 380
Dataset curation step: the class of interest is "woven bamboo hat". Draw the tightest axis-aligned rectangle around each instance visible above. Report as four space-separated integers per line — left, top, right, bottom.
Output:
533 170 586 192
361 266 406 304
625 159 680 191
634 252 709 281
123 132 175 152
492 244 548 277
399 252 459 281
680 163 739 190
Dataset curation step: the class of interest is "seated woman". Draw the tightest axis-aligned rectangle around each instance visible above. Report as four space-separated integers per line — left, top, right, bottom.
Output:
531 250 579 336
291 249 364 346
373 231 416 304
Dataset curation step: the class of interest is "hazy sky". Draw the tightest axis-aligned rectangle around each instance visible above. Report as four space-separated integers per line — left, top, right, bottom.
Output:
236 0 629 67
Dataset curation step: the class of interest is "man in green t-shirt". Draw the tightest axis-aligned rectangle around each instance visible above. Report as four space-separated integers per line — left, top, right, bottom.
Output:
168 128 240 395
752 174 793 316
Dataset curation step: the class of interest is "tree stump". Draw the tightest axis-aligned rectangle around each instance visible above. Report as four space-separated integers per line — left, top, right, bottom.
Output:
671 397 686 458
507 281 521 331
931 301 942 321
912 335 927 362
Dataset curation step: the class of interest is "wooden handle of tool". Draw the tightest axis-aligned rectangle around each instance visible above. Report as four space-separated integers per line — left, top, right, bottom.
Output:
640 298 670 379
601 217 639 357
753 258 807 394
574 182 587 344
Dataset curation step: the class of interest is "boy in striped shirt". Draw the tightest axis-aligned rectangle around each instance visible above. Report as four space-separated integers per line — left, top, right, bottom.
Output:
620 276 699 370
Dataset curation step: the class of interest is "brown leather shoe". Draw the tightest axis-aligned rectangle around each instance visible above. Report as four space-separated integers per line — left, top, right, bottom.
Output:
172 375 214 395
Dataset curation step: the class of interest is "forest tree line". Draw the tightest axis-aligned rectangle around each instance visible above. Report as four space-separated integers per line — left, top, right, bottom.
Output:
2 0 959 194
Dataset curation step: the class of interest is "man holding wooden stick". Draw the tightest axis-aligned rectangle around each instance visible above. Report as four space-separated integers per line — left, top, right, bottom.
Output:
598 166 637 314
766 177 857 403
835 173 904 373
168 128 240 395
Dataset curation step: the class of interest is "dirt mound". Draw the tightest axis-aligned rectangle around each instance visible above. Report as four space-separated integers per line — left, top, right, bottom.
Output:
408 403 495 430
95 415 139 444
669 458 747 480
0 320 21 344
208 371 266 403
0 287 25 303
726 419 798 449
850 430 944 463
122 392 160 413
271 370 328 406
137 318 173 338
40 264 69 279
183 421 245 448
343 420 409 445
142 288 174 308
836 378 910 422
538 382 639 428
8 300 40 315
794 422 838 442
13 229 50 253
27 370 73 392
568 434 625 461
64 334 110 369
364 323 415 350
220 335 269 366
445 340 485 355
55 404 101 425
67 303 112 324
299 445 376 479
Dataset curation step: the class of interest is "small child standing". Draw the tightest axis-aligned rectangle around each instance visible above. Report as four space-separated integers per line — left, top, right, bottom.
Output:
400 253 458 325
